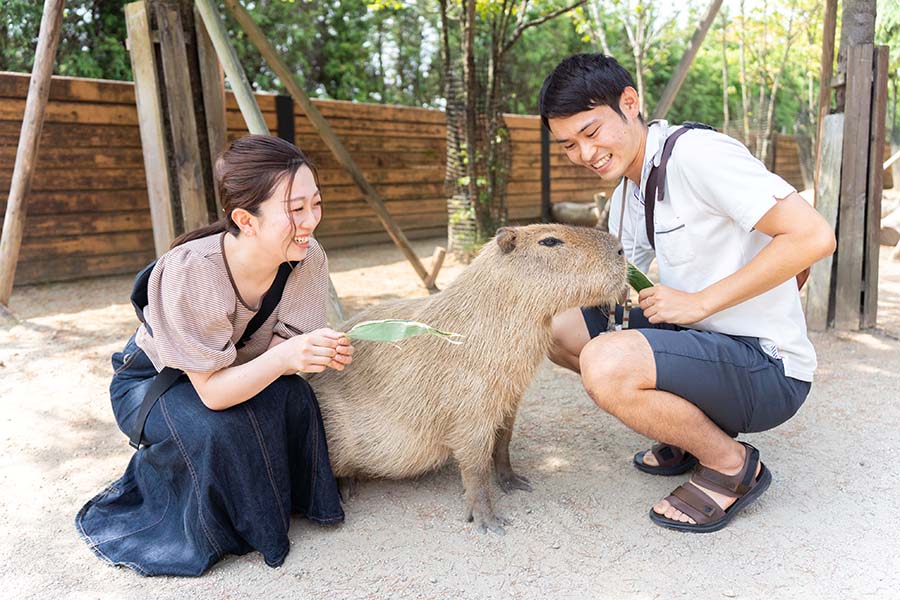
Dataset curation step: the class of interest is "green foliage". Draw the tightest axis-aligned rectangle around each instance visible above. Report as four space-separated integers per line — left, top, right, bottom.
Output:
1 0 132 80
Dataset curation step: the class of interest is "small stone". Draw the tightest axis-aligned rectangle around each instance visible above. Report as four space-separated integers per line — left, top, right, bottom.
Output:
723 591 737 598
430 577 437 584
551 542 560 549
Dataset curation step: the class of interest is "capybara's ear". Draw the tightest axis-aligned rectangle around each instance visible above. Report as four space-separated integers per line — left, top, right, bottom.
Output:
496 227 517 253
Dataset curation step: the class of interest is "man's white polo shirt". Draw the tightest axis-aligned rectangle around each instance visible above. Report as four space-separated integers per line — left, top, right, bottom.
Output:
608 120 816 382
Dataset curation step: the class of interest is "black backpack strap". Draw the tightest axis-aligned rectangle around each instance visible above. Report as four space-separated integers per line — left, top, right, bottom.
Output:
128 367 183 449
236 261 296 349
127 260 296 449
644 122 716 249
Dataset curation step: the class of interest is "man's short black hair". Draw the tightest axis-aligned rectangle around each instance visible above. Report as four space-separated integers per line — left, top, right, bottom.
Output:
538 53 638 131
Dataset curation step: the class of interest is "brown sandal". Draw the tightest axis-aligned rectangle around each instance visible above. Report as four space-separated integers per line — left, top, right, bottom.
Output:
649 442 771 533
633 442 698 476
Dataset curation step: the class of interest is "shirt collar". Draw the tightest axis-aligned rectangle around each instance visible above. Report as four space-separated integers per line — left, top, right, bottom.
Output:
637 120 669 197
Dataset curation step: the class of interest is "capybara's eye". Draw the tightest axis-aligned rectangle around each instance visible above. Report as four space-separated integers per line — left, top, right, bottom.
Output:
538 237 563 247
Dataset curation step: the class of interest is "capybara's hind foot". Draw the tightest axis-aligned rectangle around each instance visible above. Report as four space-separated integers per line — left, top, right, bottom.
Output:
466 508 510 535
338 476 358 503
496 468 532 493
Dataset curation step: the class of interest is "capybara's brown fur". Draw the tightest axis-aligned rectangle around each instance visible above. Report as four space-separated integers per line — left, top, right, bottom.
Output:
309 224 626 533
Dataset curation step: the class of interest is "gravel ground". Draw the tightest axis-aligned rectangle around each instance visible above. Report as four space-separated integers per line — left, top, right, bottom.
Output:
1 237 898 600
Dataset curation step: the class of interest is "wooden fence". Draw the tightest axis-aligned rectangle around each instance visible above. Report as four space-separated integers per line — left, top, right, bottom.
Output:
1 72 811 286
0 72 607 285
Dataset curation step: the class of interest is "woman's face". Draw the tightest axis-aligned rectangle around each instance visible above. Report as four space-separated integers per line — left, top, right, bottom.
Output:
255 165 322 263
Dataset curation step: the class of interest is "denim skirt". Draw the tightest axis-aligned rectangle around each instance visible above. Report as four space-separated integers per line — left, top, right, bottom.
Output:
75 335 344 576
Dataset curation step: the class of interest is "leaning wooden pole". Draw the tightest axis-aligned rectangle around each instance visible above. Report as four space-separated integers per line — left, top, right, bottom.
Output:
222 0 438 291
0 0 65 306
650 0 723 121
194 0 268 135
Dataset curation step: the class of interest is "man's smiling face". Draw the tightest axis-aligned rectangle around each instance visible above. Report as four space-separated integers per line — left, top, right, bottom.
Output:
547 86 647 184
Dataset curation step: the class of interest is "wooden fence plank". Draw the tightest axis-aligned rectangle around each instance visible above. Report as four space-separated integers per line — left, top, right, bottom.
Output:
806 114 844 330
0 71 137 104
862 46 889 328
14 250 156 285
834 44 874 331
0 121 141 148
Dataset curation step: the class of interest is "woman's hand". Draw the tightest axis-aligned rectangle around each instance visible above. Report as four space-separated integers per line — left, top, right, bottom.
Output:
638 285 711 325
329 336 354 371
278 328 354 373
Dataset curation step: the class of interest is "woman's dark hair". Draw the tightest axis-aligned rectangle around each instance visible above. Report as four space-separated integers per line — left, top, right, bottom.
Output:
538 53 639 131
171 135 316 248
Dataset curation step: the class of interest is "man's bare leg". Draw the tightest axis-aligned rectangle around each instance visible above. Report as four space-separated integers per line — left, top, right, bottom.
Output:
579 330 760 524
549 307 591 373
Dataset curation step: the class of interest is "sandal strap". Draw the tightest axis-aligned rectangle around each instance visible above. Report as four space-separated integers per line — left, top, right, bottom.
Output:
650 443 686 467
666 483 726 524
692 443 760 497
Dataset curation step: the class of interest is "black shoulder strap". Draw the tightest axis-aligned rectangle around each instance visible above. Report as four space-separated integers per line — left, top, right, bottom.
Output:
236 261 297 349
127 260 297 449
644 122 716 249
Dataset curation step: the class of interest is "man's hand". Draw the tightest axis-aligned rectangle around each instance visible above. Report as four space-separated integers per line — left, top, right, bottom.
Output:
638 285 710 325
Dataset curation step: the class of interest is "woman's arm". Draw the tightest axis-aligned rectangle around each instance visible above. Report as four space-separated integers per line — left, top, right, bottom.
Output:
187 328 352 410
638 192 836 324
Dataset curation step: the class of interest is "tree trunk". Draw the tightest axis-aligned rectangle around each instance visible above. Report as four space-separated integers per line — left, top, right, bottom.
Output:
759 4 796 164
462 0 478 218
588 1 612 55
739 0 751 147
721 12 729 133
835 0 877 111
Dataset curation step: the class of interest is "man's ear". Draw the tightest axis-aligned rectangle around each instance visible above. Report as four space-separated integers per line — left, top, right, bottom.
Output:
496 227 517 254
619 86 641 120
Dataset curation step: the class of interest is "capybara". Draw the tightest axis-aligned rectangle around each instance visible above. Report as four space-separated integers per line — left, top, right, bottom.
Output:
309 224 626 533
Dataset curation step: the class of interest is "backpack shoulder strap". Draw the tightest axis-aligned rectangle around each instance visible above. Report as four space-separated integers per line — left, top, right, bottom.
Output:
644 122 716 249
235 260 297 349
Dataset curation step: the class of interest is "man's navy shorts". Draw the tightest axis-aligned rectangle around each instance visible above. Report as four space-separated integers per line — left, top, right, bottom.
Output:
581 305 811 437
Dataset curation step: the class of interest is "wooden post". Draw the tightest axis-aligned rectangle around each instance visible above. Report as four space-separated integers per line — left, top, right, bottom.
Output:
0 0 65 306
155 1 209 232
650 0 723 121
861 46 889 329
125 1 176 257
221 0 437 291
195 4 227 207
834 44 873 330
813 0 838 204
193 0 268 135
805 114 843 331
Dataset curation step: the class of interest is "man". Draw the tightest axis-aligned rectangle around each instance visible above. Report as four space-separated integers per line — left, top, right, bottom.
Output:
539 54 835 532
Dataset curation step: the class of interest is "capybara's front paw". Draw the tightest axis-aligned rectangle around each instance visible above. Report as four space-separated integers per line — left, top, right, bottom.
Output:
496 469 533 494
338 476 357 503
466 507 510 535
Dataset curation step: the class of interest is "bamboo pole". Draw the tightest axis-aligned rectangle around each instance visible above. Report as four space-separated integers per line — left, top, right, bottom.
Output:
222 0 437 291
813 0 838 205
194 0 268 135
0 0 65 306
650 0 723 121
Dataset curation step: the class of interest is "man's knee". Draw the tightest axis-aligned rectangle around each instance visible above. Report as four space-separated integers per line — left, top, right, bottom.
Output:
549 308 590 366
580 331 655 411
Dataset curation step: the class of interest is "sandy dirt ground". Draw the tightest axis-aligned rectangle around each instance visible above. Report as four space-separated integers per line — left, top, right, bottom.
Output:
1 234 899 600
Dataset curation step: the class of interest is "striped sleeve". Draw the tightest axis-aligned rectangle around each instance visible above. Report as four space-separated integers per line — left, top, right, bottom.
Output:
273 239 330 339
144 247 238 372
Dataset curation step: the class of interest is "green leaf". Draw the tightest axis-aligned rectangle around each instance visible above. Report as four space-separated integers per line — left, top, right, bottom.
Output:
627 263 654 292
346 319 463 344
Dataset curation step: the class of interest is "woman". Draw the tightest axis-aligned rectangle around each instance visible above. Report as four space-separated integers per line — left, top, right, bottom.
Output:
76 135 352 576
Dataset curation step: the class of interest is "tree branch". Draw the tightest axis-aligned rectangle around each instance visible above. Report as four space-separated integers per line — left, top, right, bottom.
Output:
500 0 587 57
